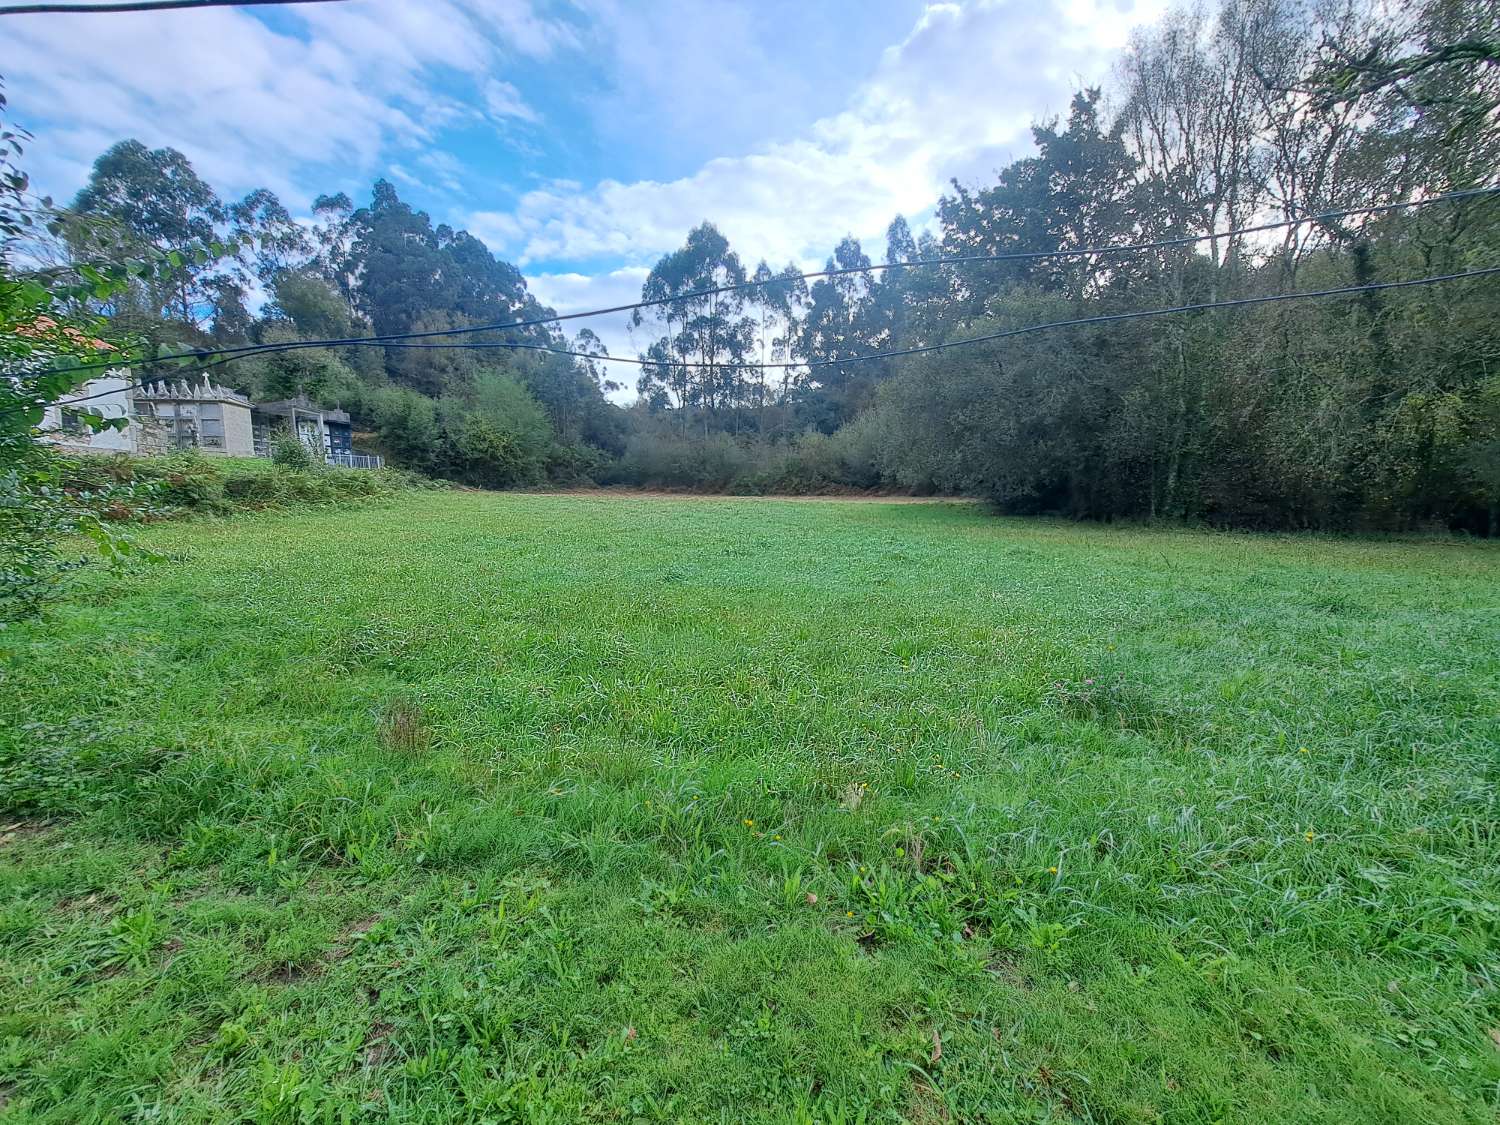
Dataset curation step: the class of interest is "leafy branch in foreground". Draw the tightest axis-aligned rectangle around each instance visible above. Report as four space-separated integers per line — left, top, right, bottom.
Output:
0 81 230 618
0 261 161 620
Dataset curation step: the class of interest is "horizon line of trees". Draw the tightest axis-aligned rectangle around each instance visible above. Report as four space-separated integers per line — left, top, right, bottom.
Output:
21 0 1500 531
621 0 1500 533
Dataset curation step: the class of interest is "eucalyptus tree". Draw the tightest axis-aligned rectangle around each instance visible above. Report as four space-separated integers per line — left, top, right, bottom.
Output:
69 139 227 333
794 235 890 431
748 259 808 430
309 192 360 315
573 327 620 394
874 215 948 359
229 188 311 287
631 222 756 432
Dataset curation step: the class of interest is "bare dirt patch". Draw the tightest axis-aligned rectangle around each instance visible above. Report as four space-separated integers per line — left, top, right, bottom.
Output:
0 819 52 849
533 488 977 505
326 914 382 962
363 1020 397 1070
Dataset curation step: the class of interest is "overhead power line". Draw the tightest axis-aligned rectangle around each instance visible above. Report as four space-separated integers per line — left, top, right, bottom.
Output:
0 0 345 14
23 183 1500 381
348 265 1500 370
26 265 1500 416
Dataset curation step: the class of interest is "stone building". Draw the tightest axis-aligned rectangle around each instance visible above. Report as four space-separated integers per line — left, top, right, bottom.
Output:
39 371 381 467
251 395 354 460
134 376 256 456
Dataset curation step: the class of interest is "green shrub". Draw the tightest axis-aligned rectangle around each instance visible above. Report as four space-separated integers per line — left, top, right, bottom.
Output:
1 450 164 620
437 414 535 489
608 428 892 494
545 441 609 485
221 463 411 507
53 453 433 520
270 431 317 470
148 451 230 510
615 432 755 490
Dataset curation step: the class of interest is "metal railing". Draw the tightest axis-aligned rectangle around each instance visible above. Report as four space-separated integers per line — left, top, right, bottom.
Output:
325 451 384 470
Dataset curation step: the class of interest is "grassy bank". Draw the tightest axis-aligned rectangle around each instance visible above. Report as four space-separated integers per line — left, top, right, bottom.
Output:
56 451 434 518
2 492 1497 1122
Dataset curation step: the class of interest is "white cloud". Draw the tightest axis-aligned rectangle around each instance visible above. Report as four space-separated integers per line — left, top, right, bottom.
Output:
527 266 651 401
4 0 565 208
482 0 1167 268
483 79 541 125
390 154 472 200
463 0 582 58
388 164 425 193
566 0 924 171
420 151 470 195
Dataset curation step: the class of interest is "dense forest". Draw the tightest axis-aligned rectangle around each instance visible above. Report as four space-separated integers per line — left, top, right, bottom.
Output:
35 0 1500 531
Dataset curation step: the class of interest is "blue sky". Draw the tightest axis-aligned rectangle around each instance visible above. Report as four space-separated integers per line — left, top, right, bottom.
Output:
7 0 1165 379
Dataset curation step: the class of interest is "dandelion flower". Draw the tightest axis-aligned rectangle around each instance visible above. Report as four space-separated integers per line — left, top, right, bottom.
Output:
1048 866 1059 875
846 910 855 917
1304 829 1315 842
1299 746 1310 754
743 818 754 828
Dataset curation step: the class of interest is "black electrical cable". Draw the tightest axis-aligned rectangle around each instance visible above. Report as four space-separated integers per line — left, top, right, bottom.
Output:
361 265 1500 370
26 265 1500 417
26 184 1500 381
0 0 345 15
11 353 239 417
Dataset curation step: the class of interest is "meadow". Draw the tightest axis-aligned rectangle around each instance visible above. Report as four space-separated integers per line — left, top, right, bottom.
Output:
1 491 1497 1123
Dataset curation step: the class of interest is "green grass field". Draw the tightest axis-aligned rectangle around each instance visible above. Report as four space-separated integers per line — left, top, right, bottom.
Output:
2 492 1498 1123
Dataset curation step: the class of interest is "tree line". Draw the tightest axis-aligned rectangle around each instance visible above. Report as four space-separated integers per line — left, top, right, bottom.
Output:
618 0 1500 532
22 0 1500 530
44 153 626 489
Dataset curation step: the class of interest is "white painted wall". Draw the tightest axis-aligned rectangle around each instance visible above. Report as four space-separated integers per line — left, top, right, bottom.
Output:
39 371 135 454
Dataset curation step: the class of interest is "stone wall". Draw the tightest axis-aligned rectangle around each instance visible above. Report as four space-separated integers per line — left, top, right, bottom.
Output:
133 414 172 456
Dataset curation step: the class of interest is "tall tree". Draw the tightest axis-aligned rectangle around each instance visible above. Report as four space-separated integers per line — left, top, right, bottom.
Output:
229 187 310 287
70 139 226 331
748 260 808 430
632 222 755 433
795 236 890 431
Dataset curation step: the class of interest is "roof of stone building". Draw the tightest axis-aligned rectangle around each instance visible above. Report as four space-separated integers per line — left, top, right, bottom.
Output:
253 394 351 425
135 374 252 406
